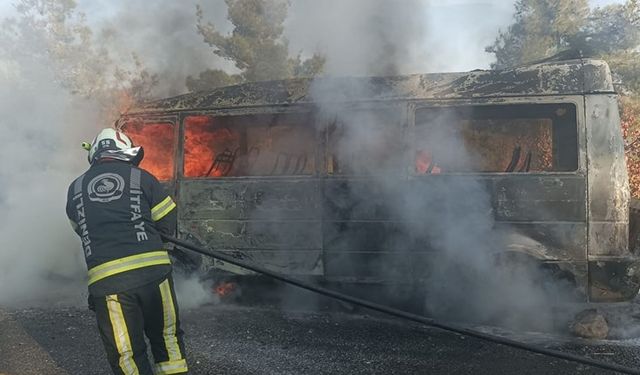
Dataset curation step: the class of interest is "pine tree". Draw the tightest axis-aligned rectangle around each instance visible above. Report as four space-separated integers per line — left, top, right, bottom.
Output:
487 0 640 92
186 0 324 91
486 0 590 69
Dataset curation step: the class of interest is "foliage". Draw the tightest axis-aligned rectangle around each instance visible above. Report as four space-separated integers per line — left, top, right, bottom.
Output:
487 0 640 93
186 0 324 91
621 96 640 198
185 69 242 92
577 0 640 53
602 51 640 95
486 0 590 69
0 0 157 119
582 0 640 93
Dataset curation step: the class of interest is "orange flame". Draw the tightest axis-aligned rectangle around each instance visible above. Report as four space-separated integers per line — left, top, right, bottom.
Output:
122 121 175 181
184 115 238 178
214 281 236 297
415 150 442 174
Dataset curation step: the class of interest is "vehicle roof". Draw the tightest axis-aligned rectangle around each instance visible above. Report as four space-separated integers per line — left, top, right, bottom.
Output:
128 59 614 115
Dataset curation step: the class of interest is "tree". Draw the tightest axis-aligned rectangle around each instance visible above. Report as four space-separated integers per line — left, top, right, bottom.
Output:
486 0 590 69
584 0 640 93
186 0 324 91
575 0 640 54
185 69 242 92
0 0 157 120
487 0 640 93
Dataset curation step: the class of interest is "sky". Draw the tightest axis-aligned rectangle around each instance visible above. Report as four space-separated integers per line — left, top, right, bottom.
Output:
0 0 629 78
590 0 625 5
0 0 627 22
0 0 625 16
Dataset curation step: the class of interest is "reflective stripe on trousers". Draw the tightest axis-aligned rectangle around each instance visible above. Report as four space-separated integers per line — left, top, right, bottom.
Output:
106 295 140 375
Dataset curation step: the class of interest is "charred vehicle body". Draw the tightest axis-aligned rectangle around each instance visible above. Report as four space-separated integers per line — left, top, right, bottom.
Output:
120 58 640 304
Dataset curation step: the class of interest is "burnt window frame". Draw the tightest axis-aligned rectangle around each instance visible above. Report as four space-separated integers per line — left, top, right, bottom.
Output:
177 107 320 180
321 103 409 178
119 115 179 182
410 100 584 176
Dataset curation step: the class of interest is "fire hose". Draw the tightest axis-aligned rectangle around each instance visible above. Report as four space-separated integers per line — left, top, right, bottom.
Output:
161 234 640 375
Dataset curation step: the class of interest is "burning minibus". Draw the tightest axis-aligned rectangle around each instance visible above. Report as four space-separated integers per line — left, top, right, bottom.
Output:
119 58 640 304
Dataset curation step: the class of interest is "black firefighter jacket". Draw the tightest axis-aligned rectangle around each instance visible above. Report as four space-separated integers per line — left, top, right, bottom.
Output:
66 159 177 296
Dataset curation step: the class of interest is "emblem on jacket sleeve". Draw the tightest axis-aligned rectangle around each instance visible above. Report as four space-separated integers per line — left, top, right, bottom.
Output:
88 173 125 202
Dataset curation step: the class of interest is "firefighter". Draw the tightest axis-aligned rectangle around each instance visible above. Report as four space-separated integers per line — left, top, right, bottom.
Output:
66 128 188 375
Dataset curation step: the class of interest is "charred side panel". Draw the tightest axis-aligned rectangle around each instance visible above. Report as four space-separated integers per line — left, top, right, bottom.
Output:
323 221 414 252
180 179 319 220
487 173 588 295
630 199 640 254
182 220 320 250
586 95 629 256
491 175 587 261
406 175 587 261
492 176 586 222
322 179 413 281
585 95 640 301
488 174 588 294
323 179 399 221
178 179 323 275
496 222 586 261
321 175 588 283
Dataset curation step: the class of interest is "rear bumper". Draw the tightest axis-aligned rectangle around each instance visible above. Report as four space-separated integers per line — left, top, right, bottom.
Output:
588 259 640 302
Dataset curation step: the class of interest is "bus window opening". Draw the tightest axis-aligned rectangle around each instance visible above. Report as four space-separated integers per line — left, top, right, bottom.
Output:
327 110 403 175
184 113 315 178
121 120 176 181
414 104 577 174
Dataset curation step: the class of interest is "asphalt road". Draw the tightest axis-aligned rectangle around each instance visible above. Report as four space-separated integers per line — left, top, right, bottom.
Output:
2 301 640 375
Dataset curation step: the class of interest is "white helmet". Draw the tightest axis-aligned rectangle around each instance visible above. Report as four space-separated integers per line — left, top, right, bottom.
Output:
85 128 144 165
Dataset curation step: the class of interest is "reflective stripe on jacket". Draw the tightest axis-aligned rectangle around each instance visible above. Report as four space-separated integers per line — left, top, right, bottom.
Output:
88 250 172 285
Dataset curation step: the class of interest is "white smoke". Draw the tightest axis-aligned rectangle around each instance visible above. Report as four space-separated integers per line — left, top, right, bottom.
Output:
78 0 235 97
174 273 216 310
305 0 576 331
286 0 515 75
0 0 231 307
0 45 98 306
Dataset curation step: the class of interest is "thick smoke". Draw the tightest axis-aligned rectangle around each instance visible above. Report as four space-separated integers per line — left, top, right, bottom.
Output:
286 0 515 75
0 45 97 306
0 0 227 308
80 0 235 97
174 272 216 309
287 0 428 76
306 1 574 331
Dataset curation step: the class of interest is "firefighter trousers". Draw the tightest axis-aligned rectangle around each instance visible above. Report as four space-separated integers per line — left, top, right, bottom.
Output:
92 274 189 375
